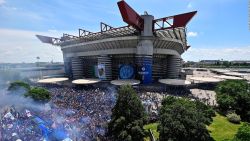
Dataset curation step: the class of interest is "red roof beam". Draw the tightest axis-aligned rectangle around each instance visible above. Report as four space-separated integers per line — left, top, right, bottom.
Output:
154 11 197 30
117 0 144 31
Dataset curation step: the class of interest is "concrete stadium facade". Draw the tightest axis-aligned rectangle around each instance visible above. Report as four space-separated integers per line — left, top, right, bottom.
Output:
37 1 196 84
62 29 184 81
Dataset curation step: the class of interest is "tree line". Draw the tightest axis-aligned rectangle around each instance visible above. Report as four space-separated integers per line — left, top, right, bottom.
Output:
108 80 250 141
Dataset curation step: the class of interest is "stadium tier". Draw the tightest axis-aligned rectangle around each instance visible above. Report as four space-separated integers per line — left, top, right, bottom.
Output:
37 1 197 84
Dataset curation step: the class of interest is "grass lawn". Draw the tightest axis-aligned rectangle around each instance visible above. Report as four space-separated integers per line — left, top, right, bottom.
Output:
144 123 159 141
207 113 243 141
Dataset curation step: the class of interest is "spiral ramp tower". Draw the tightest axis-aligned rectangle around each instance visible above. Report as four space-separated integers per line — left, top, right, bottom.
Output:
71 57 84 79
152 55 168 81
167 55 181 79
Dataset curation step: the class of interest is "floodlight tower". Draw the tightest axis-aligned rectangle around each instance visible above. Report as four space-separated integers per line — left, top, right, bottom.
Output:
36 56 42 79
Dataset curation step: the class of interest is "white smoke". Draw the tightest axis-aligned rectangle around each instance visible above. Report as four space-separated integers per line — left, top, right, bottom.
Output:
0 71 48 113
0 88 47 113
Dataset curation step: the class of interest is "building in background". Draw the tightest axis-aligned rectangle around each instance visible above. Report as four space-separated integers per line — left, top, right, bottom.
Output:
231 60 250 65
199 60 221 65
0 62 64 79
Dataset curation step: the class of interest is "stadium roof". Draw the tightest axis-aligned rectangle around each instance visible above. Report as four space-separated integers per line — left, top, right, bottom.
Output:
37 26 187 48
36 1 196 50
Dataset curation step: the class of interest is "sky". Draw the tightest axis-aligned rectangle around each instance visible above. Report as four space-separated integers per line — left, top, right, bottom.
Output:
0 0 249 63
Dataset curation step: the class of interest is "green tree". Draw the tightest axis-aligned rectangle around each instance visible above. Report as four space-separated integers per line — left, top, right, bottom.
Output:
234 123 250 141
215 80 250 121
223 61 230 68
8 81 30 91
25 87 51 102
195 100 216 125
108 85 146 141
158 96 214 141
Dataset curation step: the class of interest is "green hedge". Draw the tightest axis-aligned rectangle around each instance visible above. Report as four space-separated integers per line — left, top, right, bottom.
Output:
8 81 30 91
234 123 250 141
25 87 51 101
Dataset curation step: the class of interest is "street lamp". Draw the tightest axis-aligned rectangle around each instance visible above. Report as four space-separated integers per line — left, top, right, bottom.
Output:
36 56 42 79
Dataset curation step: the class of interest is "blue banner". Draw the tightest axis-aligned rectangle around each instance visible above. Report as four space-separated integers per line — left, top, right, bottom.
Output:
137 58 152 84
119 64 135 79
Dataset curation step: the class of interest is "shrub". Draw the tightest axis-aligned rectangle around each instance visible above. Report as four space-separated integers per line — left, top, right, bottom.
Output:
234 123 250 141
226 113 241 124
8 81 30 91
25 87 51 102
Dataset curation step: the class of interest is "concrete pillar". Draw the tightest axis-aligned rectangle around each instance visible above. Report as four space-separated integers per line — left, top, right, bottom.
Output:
71 57 84 79
167 55 181 78
136 15 154 84
97 55 112 81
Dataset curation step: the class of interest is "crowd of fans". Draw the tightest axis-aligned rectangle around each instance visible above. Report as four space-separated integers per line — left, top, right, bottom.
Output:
190 89 217 106
48 87 116 140
0 81 218 141
0 86 116 141
1 106 43 141
138 92 163 121
137 86 192 121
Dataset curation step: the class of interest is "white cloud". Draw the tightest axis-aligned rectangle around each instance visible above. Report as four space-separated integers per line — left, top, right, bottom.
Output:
0 28 66 63
187 32 198 37
182 46 250 61
0 0 5 5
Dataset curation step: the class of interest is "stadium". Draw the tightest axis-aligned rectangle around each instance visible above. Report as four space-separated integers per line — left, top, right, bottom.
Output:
37 1 197 84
